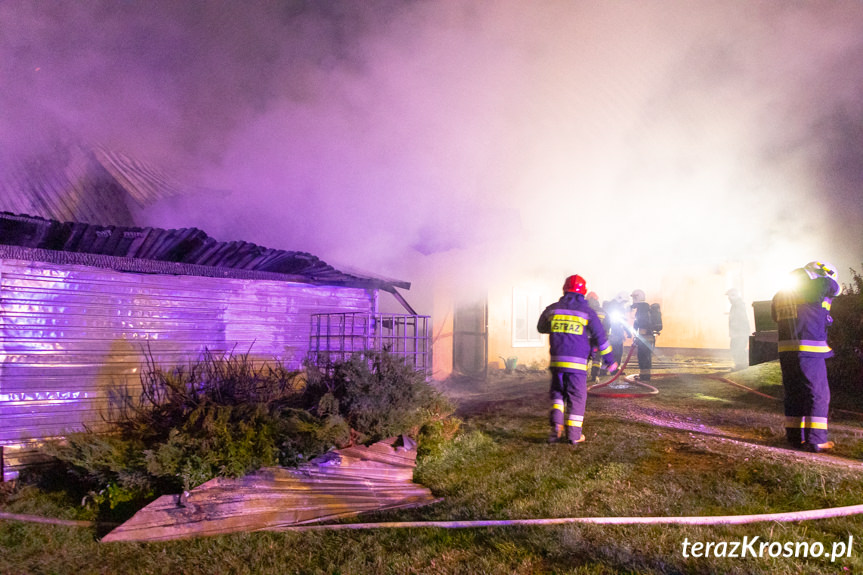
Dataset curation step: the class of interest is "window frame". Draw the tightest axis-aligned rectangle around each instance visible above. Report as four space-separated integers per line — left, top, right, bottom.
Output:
511 286 545 348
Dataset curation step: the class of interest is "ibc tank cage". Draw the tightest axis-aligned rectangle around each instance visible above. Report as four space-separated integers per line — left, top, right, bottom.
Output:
309 313 431 377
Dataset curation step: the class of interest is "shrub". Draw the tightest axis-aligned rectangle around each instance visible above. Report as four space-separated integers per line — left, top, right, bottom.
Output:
828 265 863 407
42 347 455 512
302 350 455 444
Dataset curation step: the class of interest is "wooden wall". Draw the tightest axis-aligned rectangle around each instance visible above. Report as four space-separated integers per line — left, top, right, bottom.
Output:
0 258 374 476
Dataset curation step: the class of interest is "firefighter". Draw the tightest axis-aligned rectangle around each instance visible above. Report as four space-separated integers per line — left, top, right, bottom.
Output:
726 288 751 371
630 289 660 382
586 291 606 382
771 261 841 453
537 275 618 445
604 292 631 369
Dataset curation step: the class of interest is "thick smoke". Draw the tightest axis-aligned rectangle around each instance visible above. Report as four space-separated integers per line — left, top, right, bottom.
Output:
2 1 863 314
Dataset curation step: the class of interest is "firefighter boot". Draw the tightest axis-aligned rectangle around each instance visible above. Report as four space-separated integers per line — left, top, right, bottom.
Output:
548 424 564 444
566 425 586 446
802 441 834 453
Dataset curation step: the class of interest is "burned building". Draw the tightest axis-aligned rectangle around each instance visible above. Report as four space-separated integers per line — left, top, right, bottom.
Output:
0 146 429 479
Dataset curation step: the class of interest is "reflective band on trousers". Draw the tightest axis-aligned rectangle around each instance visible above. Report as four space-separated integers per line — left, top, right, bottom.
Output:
785 416 829 430
552 401 565 413
566 415 584 427
777 339 831 354
549 355 588 371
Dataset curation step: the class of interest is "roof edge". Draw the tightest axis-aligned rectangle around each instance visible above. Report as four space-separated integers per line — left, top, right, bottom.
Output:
0 244 400 290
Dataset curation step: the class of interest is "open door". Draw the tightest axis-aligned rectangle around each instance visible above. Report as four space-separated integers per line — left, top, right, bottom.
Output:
453 297 488 378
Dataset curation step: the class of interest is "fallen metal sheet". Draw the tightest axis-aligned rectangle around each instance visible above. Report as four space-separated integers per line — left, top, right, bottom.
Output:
100 437 436 542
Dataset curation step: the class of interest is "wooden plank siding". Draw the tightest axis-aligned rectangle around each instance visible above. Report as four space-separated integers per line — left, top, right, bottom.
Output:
0 257 375 471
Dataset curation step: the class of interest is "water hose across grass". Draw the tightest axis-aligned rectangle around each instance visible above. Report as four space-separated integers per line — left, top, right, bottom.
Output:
587 345 659 397
588 346 863 418
6 503 863 532
274 503 863 531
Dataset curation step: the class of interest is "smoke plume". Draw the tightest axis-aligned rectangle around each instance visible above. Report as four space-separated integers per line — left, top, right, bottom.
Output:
2 1 863 315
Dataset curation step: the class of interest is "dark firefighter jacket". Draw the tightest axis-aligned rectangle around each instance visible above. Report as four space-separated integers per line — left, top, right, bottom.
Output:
537 292 615 373
603 299 631 341
632 302 654 336
771 271 838 358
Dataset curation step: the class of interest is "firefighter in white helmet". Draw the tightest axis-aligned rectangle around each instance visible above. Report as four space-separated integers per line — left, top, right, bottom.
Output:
771 261 841 452
630 289 661 381
726 288 750 371
602 292 631 369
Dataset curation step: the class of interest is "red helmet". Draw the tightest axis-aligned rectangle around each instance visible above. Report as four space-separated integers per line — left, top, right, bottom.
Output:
563 274 587 295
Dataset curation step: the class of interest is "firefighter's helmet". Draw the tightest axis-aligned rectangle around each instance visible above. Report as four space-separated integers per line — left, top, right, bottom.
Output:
630 289 646 303
803 261 841 296
587 291 599 301
563 275 587 295
615 291 629 304
803 261 838 281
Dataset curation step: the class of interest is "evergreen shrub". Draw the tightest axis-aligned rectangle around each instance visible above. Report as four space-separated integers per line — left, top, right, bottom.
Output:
828 266 863 408
42 347 455 512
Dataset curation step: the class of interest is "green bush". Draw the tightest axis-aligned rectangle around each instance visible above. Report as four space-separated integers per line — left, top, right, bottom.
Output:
302 351 455 445
828 266 863 408
42 348 454 513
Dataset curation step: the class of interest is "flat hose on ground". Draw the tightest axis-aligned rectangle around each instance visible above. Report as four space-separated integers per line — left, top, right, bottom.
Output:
5 504 863 531
605 368 863 419
588 348 863 418
274 503 863 530
587 345 659 397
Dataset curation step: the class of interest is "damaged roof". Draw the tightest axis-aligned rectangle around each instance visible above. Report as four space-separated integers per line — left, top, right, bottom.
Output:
0 139 187 227
0 137 409 292
0 212 410 291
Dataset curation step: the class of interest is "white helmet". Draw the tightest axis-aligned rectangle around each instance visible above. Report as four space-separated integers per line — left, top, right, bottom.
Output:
803 261 837 281
803 261 841 297
630 289 646 303
615 291 629 304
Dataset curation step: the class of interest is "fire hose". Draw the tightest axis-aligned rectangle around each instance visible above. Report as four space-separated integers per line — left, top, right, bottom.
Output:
5 504 863 531
275 503 863 530
586 341 863 418
587 344 658 398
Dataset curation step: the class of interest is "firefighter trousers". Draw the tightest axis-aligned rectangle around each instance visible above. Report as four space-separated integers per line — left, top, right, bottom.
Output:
610 337 625 367
780 354 830 446
549 369 587 442
636 334 655 381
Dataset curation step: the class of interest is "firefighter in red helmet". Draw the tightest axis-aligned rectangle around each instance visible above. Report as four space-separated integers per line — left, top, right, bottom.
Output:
771 261 841 452
537 274 618 445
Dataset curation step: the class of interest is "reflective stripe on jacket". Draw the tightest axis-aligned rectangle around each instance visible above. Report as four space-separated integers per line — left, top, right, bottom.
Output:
537 292 614 373
771 273 836 358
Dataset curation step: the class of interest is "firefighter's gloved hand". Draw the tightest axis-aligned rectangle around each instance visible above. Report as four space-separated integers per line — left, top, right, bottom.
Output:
607 362 619 374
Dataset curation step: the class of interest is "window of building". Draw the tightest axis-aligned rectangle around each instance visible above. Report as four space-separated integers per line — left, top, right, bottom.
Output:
512 287 544 347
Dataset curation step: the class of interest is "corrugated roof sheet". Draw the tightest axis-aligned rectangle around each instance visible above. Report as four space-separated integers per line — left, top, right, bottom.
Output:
0 139 183 227
0 212 410 291
0 138 409 292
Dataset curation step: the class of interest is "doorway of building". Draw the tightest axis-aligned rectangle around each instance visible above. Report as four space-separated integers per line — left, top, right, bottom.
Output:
453 298 488 378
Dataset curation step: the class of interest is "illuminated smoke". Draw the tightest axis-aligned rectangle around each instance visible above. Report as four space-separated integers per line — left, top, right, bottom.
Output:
2 0 862 317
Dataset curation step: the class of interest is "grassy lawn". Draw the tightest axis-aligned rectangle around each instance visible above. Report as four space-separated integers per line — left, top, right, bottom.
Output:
2 358 863 574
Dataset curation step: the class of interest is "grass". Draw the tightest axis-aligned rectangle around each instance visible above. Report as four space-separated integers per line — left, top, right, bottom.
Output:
2 359 863 574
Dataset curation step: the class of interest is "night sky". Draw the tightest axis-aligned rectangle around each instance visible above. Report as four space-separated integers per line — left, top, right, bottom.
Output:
2 1 863 306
